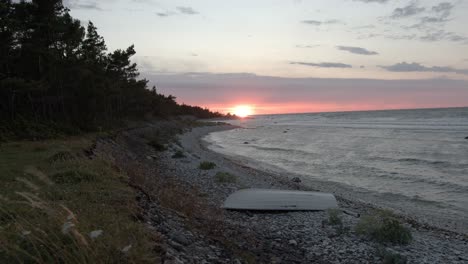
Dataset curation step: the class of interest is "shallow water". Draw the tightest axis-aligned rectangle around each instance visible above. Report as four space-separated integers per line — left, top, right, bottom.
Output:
204 107 468 232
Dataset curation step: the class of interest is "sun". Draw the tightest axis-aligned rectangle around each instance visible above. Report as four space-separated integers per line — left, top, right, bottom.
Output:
232 105 254 118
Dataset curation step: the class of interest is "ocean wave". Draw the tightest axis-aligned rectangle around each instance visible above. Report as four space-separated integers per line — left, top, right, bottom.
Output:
368 156 467 168
396 158 451 166
357 170 468 194
250 145 318 157
378 192 446 208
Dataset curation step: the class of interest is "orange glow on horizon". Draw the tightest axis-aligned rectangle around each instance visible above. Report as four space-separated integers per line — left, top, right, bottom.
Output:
205 101 446 116
231 105 254 117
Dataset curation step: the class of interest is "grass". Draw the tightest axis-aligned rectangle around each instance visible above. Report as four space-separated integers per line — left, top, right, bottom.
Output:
356 210 412 245
198 161 216 170
327 209 343 226
0 137 160 263
47 150 77 163
377 247 408 264
324 209 349 235
147 140 167 152
215 172 237 184
171 150 186 159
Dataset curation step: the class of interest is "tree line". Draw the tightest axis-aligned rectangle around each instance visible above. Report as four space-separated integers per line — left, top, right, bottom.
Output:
0 0 224 139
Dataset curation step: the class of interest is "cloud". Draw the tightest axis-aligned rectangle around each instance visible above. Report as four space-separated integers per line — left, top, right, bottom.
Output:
176 6 199 15
385 34 417 40
353 0 389 3
156 12 172 17
432 2 454 16
391 2 425 19
357 33 382 40
296 44 320 48
419 30 468 43
419 2 454 24
359 30 467 44
336 46 378 55
290 62 352 68
302 19 344 26
64 0 102 10
353 25 376 29
155 6 199 17
381 62 468 75
142 72 468 114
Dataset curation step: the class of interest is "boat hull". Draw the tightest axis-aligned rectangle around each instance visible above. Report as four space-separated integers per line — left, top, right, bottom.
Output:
223 189 339 211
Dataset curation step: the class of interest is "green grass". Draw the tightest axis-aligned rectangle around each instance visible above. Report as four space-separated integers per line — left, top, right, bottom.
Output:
356 210 412 245
171 150 186 159
215 172 237 184
147 140 167 151
324 209 349 235
0 137 160 263
327 209 343 226
199 161 216 170
377 247 408 264
48 150 77 163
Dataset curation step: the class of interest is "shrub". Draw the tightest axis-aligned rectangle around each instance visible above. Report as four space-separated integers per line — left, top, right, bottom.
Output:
215 172 237 184
325 209 349 235
356 211 412 244
199 161 216 170
172 150 186 159
377 247 408 264
48 150 76 163
51 169 99 184
327 209 343 226
148 140 167 151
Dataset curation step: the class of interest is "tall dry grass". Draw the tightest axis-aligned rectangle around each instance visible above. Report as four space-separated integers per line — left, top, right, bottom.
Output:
0 138 162 263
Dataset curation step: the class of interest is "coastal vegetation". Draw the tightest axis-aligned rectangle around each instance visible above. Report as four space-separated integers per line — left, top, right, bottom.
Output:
327 209 343 226
215 172 237 184
199 161 216 170
377 247 408 264
148 140 167 152
171 150 186 159
0 136 161 262
356 210 412 245
324 209 349 235
0 0 223 141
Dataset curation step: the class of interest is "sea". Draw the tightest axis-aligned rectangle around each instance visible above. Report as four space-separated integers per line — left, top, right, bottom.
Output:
204 107 468 233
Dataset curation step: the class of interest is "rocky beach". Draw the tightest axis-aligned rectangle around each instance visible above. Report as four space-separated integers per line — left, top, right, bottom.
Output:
93 121 468 263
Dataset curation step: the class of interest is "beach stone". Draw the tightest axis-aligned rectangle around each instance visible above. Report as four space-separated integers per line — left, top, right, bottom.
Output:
170 232 191 245
94 122 468 264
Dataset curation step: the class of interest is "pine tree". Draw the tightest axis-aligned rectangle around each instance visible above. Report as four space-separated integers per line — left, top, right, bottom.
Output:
81 22 106 64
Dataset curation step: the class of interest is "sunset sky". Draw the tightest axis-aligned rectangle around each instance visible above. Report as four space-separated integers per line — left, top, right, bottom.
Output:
66 0 468 114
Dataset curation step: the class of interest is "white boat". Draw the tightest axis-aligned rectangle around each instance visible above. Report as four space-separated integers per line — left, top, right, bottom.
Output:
222 189 338 211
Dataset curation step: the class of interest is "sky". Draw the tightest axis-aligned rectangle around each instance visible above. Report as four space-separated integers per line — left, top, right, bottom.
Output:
65 0 468 114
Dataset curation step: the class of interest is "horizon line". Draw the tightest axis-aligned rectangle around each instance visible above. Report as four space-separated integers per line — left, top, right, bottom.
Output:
246 105 468 117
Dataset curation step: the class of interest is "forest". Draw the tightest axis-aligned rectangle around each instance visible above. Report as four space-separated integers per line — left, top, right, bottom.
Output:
0 0 224 140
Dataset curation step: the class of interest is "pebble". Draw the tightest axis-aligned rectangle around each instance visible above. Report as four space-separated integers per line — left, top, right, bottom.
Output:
95 123 468 264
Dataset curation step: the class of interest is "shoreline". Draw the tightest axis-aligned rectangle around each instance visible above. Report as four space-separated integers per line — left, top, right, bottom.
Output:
96 121 468 263
197 124 467 236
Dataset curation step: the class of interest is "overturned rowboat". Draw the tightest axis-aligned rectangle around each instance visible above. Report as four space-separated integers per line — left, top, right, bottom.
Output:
223 189 338 211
